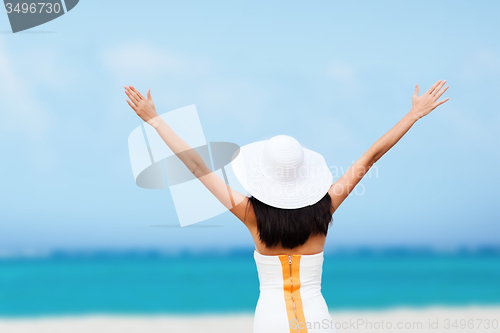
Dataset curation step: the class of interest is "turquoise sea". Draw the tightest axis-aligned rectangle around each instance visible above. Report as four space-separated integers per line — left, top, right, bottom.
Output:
0 247 498 317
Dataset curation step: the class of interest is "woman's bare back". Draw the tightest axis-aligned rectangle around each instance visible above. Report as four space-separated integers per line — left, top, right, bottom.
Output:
243 203 328 256
254 233 327 256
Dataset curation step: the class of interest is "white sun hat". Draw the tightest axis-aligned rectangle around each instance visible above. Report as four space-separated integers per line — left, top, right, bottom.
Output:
230 134 333 209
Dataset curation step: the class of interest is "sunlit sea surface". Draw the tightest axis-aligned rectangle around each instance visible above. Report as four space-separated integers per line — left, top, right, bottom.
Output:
0 247 498 317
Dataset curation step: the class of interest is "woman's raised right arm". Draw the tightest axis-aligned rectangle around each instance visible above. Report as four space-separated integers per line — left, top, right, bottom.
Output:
125 86 255 228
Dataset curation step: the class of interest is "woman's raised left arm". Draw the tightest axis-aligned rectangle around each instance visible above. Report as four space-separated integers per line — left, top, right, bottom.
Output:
329 79 450 212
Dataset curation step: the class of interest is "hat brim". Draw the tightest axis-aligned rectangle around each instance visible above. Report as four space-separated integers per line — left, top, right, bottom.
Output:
230 140 333 209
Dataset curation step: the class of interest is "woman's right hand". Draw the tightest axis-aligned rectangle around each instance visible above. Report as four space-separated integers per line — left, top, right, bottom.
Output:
410 80 449 119
125 85 159 124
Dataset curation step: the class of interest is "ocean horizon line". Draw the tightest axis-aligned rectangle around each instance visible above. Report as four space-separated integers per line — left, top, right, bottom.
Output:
0 244 499 260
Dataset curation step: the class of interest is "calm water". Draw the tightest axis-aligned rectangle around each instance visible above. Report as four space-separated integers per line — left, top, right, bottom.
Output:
0 248 498 317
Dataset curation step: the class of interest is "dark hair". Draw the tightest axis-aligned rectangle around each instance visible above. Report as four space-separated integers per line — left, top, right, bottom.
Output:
247 192 334 249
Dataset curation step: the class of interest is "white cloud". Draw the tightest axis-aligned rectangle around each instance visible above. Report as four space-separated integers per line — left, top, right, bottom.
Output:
101 42 218 124
102 42 272 130
101 42 214 78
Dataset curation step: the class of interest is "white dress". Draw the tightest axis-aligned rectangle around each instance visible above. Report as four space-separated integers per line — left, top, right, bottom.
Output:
253 250 337 333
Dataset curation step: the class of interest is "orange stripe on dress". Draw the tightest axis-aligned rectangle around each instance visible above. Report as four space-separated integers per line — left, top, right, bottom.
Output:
279 254 308 333
292 255 308 332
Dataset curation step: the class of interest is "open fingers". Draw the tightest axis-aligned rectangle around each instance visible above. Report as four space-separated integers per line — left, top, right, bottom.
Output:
426 80 442 95
434 97 450 107
127 86 141 102
126 99 137 111
125 88 139 105
129 85 145 100
431 80 446 97
435 85 449 99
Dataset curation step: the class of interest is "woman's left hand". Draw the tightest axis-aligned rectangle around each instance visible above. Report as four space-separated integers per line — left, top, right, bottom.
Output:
409 80 449 120
125 85 158 123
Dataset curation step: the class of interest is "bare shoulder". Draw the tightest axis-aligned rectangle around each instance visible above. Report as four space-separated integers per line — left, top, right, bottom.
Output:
229 194 257 230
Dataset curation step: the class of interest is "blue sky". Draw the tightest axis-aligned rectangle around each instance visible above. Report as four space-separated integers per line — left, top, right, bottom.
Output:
0 0 498 252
